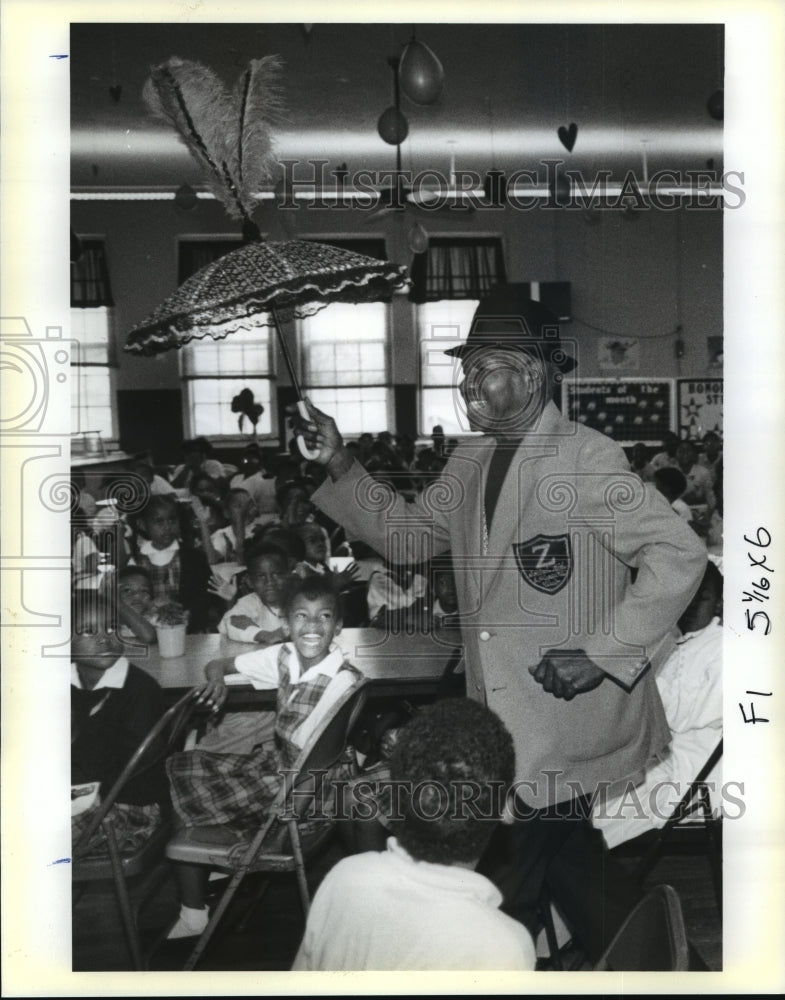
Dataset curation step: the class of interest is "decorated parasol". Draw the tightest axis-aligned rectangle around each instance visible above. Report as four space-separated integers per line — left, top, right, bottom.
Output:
124 56 409 455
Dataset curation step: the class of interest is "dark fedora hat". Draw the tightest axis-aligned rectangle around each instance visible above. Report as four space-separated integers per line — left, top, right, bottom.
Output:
444 283 577 372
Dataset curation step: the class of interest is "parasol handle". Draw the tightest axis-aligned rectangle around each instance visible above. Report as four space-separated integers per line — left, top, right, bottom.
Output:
295 400 322 461
270 307 321 461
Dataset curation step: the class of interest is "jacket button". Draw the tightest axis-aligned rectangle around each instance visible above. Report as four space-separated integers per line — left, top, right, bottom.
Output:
479 630 491 641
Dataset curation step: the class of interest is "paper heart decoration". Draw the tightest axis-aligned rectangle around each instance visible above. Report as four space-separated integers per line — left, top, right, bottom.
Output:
558 123 578 152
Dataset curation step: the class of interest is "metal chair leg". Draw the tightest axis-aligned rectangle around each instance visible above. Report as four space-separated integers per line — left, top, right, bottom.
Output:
183 869 247 972
234 876 272 933
288 820 311 917
105 820 143 971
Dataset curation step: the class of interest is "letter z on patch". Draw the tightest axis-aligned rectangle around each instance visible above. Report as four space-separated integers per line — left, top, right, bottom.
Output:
513 534 572 595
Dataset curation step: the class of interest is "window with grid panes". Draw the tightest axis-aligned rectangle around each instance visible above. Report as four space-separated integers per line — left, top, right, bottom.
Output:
299 301 391 434
71 239 117 442
181 326 274 438
418 299 480 436
70 306 117 441
178 239 275 439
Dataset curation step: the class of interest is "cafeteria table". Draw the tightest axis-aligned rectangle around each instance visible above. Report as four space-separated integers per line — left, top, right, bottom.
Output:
129 627 463 705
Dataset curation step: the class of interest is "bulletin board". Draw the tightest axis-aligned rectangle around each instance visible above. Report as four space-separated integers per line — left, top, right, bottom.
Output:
676 378 723 439
561 378 675 445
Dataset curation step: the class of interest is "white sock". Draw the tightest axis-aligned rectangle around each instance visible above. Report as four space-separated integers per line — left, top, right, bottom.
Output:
167 904 209 940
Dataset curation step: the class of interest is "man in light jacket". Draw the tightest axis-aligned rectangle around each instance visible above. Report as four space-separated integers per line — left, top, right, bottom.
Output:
290 284 707 963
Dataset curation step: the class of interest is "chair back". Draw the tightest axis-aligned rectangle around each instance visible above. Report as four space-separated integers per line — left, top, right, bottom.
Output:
594 884 689 971
73 688 201 856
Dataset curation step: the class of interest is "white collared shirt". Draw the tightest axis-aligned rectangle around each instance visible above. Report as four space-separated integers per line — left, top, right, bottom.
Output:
71 656 130 715
71 655 129 690
231 642 355 748
136 538 180 566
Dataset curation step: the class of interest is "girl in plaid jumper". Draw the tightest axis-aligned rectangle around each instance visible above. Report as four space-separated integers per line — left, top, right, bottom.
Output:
165 574 362 939
129 495 213 632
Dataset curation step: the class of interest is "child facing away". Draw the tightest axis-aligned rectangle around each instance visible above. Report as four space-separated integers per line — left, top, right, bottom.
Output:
164 574 363 940
129 494 213 632
292 698 536 971
71 592 167 851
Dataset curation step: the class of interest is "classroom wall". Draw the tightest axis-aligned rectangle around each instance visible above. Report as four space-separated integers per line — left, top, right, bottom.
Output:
70 195 722 453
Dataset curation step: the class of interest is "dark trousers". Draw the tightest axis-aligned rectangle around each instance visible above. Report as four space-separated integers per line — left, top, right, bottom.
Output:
477 795 643 962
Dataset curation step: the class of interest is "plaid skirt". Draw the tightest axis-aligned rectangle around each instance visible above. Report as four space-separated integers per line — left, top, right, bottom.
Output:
167 744 359 835
72 801 162 856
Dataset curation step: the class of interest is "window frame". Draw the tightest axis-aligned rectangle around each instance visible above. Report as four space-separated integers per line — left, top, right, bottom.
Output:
416 297 482 438
70 235 118 448
296 298 394 436
177 236 278 443
70 305 119 446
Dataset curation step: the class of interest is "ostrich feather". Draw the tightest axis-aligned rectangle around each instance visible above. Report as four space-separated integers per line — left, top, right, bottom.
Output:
143 57 245 219
229 55 284 217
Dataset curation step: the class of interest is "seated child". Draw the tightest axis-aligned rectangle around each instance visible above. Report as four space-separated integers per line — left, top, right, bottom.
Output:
431 556 459 627
130 459 176 497
293 521 330 575
210 488 264 563
71 592 166 852
292 698 535 971
652 467 693 523
217 544 289 643
229 442 277 520
164 574 362 939
592 561 723 848
200 544 291 755
129 495 212 632
117 565 158 645
294 522 360 591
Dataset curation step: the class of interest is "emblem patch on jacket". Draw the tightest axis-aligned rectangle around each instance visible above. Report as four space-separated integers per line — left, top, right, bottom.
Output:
513 534 572 595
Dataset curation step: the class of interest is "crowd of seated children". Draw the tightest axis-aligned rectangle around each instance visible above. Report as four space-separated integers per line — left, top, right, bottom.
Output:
163 574 362 940
592 561 723 848
646 430 680 476
170 437 229 490
71 592 166 852
293 697 536 971
675 439 716 515
627 432 723 547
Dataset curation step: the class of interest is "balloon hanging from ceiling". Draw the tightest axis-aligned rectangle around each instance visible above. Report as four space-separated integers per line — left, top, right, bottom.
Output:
398 38 444 106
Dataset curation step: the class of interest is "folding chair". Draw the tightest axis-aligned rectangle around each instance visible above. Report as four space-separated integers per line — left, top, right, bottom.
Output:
593 883 689 971
72 688 202 970
633 736 723 913
165 680 368 971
